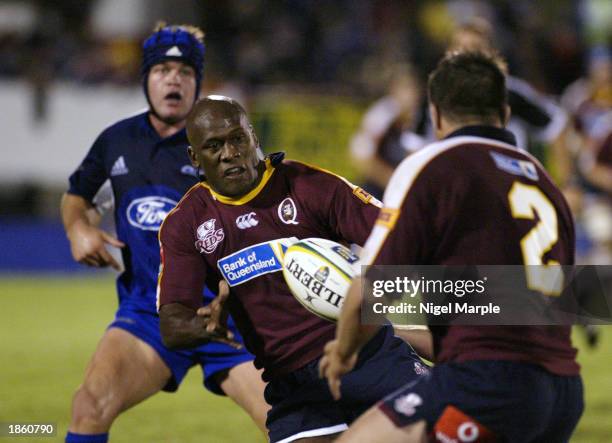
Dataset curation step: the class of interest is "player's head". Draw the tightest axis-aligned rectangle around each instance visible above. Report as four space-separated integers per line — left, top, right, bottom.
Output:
428 50 509 138
186 95 265 197
141 22 205 124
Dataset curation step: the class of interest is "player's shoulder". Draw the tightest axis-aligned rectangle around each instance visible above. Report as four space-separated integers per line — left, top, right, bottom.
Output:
161 183 209 229
280 158 351 186
386 133 534 206
97 110 149 141
398 132 526 174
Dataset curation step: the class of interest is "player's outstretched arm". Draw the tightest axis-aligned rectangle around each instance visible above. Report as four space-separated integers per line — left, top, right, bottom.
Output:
159 282 242 350
60 193 124 270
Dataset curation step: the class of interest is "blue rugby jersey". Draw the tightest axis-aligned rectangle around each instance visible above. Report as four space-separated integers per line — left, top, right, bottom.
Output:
68 112 201 313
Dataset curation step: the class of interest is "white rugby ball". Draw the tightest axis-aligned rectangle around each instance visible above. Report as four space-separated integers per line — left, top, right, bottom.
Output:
282 238 360 321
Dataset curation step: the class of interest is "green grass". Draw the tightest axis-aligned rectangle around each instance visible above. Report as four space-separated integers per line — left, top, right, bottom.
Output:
1 276 610 442
0 276 263 443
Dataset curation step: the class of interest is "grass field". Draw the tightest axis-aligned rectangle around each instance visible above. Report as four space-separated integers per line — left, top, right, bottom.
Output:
1 275 610 442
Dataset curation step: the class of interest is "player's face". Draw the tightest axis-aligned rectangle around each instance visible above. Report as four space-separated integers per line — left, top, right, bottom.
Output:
147 61 197 124
188 112 263 197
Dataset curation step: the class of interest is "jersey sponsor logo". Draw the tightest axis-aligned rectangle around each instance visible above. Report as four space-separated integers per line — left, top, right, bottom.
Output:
376 207 400 229
278 197 299 225
413 361 429 375
218 238 297 286
331 245 359 264
393 392 422 417
490 152 539 181
165 45 183 57
353 187 373 204
110 156 129 176
195 219 225 254
314 266 330 284
126 196 177 231
236 212 259 229
433 406 497 443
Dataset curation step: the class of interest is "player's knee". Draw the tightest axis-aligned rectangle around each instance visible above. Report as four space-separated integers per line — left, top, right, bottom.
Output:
70 385 119 430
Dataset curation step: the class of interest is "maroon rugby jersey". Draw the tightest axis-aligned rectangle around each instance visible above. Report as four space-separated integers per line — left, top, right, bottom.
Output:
362 126 579 376
158 153 380 380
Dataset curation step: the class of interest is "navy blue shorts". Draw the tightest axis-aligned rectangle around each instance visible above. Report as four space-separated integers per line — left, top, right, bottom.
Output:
265 326 429 443
109 304 254 395
379 360 583 443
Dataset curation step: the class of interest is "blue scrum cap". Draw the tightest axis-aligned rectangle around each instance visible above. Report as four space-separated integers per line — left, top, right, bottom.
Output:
141 23 205 101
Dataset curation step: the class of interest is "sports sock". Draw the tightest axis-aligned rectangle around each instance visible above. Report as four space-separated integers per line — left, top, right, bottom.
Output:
65 431 109 443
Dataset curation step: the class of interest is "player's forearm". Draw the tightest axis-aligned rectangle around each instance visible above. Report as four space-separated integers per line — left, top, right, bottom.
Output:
60 193 94 234
159 302 212 350
336 278 380 359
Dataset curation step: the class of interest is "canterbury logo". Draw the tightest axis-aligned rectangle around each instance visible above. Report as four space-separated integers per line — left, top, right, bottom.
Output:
236 212 259 229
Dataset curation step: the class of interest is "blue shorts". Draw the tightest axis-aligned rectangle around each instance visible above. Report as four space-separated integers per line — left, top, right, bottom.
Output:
379 360 584 443
109 304 254 395
265 326 429 443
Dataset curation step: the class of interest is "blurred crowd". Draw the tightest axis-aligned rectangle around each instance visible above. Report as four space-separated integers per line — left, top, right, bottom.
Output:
0 0 607 94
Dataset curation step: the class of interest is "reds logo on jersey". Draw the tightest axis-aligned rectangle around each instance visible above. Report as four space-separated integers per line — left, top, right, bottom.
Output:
195 219 225 254
278 197 299 225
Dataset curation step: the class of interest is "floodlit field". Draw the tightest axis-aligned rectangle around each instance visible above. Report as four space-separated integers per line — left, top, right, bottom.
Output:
1 276 610 442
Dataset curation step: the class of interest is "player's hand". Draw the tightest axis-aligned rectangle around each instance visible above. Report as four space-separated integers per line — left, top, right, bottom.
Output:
196 280 242 349
67 220 125 271
318 339 358 400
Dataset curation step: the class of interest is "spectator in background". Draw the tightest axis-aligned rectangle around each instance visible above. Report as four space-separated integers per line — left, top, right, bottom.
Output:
562 45 611 156
577 115 612 262
349 64 427 200
562 48 611 266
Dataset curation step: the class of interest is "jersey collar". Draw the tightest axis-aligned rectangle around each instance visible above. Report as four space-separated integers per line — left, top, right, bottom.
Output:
203 156 276 205
445 125 517 147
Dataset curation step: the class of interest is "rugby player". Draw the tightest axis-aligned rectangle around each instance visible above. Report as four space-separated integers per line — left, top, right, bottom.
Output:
157 96 429 443
321 51 583 442
60 24 268 443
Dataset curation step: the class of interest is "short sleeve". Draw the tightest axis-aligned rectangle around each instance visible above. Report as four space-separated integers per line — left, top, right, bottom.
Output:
157 208 207 311
327 177 381 246
67 132 110 202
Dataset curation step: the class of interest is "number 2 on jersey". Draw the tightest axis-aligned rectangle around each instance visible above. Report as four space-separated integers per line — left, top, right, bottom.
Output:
508 182 563 296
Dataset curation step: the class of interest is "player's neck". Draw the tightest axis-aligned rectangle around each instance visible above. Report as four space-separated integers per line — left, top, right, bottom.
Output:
437 118 502 139
149 113 186 139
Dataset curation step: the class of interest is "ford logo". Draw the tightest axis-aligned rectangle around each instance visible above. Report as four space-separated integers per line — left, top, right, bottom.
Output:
127 196 178 231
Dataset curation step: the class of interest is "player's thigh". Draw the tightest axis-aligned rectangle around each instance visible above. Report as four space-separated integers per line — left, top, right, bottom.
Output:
217 360 269 430
79 327 171 411
218 360 265 401
335 408 427 443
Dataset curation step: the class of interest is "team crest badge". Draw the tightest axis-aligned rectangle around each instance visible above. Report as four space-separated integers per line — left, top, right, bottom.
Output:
314 266 330 284
195 219 225 254
278 197 299 225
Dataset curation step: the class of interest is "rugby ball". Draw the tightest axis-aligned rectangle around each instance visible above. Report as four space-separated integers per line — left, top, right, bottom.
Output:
282 238 360 321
